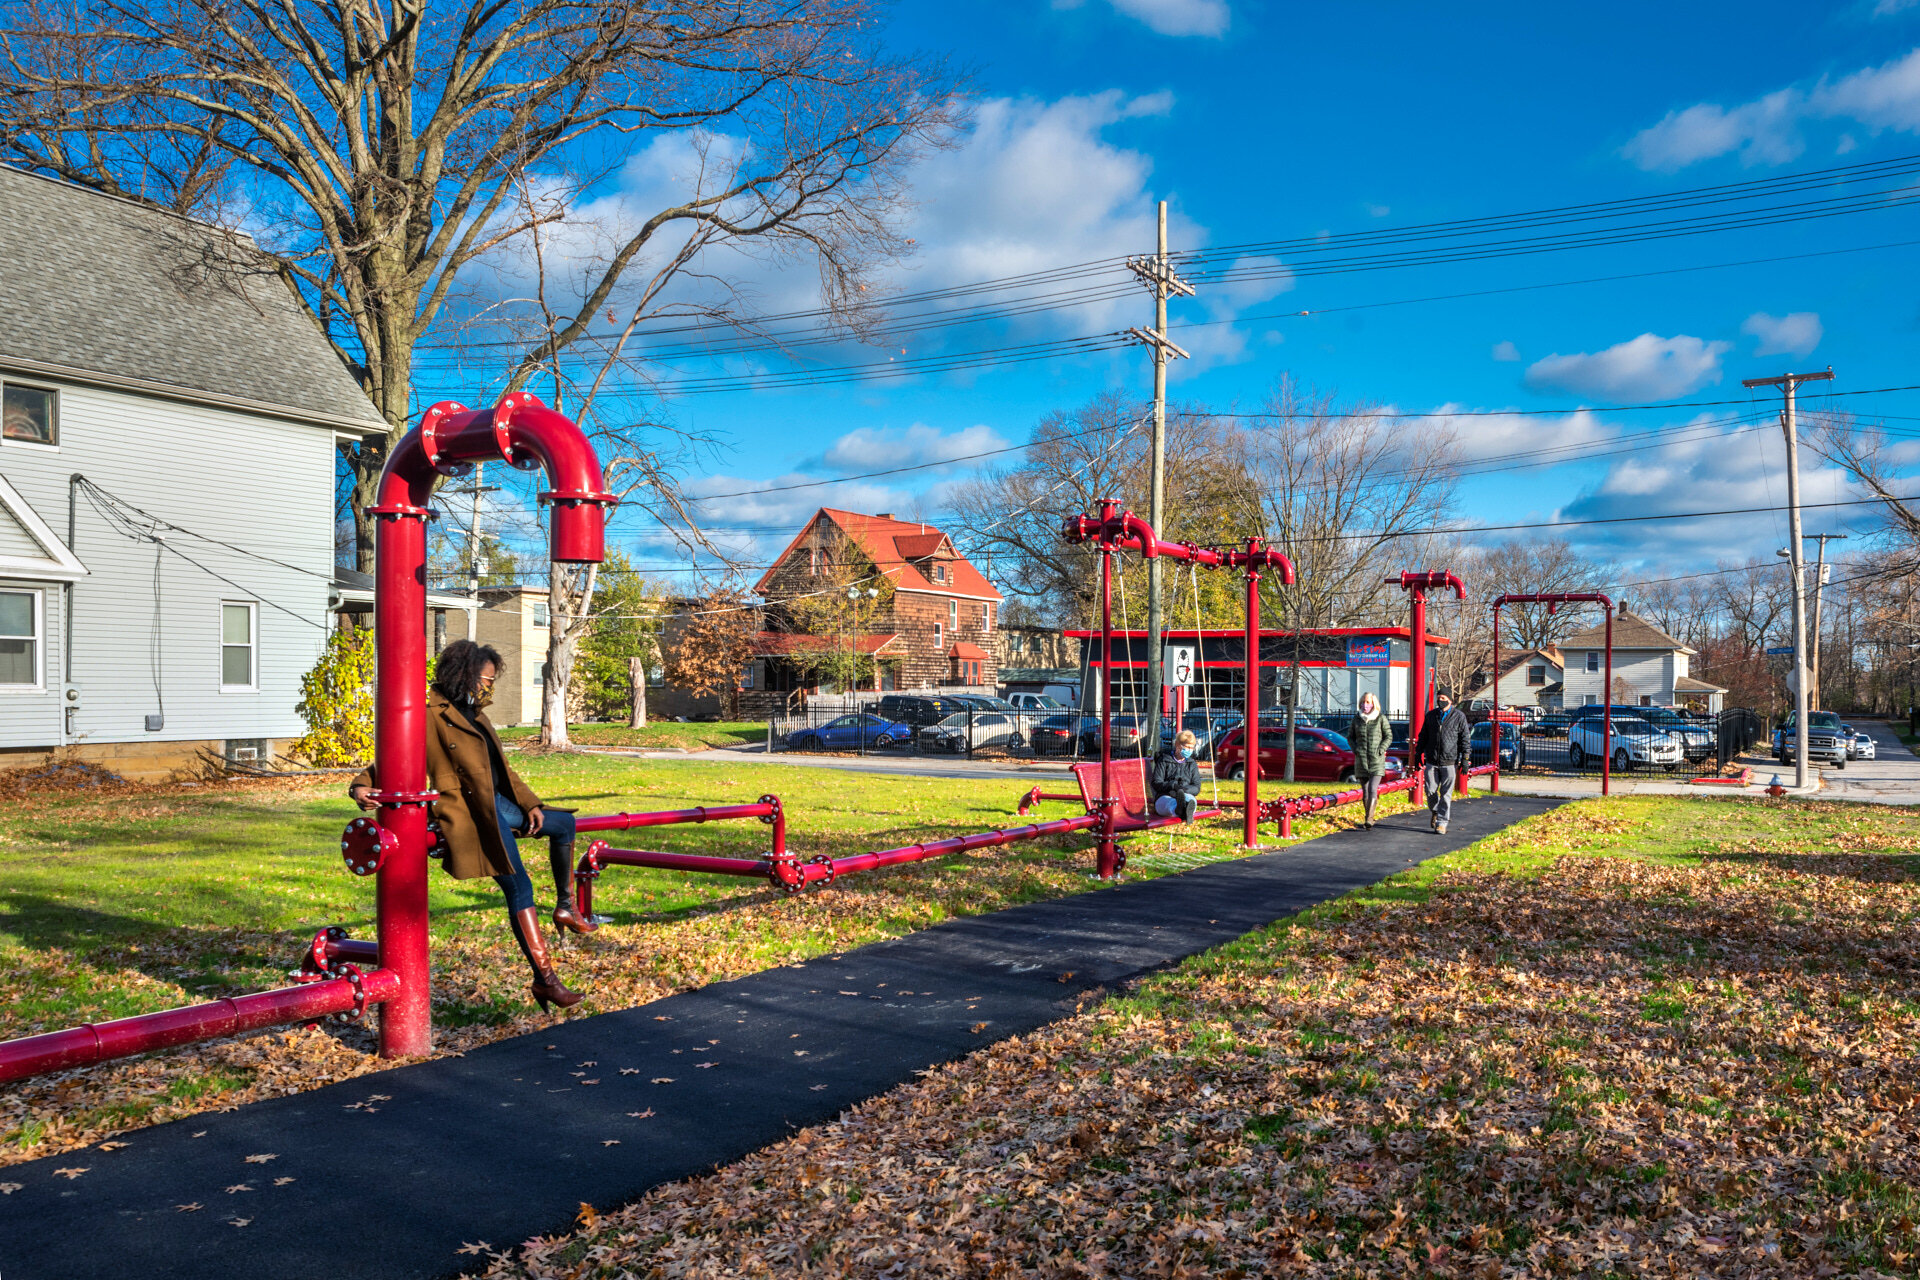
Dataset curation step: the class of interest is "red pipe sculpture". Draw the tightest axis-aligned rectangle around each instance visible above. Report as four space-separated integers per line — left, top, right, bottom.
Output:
369 393 614 1058
1491 592 1613 796
573 797 787 914
1220 539 1294 848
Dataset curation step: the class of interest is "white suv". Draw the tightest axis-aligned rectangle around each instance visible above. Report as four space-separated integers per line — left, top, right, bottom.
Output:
1567 714 1683 771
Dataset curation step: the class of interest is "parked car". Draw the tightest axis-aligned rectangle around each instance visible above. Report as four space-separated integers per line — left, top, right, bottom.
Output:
1464 699 1526 726
1633 707 1715 762
874 694 969 729
1773 711 1848 768
1160 710 1239 759
916 710 1025 754
1845 724 1876 760
1078 714 1153 757
1567 714 1683 771
1030 713 1099 756
1007 692 1067 712
1469 721 1525 770
1214 724 1399 784
1526 711 1572 739
785 713 912 751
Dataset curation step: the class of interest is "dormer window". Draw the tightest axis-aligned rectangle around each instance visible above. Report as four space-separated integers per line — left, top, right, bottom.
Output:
933 563 946 583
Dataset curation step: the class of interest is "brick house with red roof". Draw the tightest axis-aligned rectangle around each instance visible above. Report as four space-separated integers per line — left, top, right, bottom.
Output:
753 509 1002 695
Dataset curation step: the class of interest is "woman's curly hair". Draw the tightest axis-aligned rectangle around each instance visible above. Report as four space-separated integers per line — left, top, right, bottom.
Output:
432 639 504 705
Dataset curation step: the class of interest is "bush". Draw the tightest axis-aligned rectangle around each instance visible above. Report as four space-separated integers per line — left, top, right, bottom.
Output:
292 627 376 766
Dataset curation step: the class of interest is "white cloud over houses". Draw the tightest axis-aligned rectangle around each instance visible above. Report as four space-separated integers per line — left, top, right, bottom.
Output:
1054 0 1230 37
1742 310 1824 356
820 423 1011 473
1623 46 1920 169
1523 333 1731 401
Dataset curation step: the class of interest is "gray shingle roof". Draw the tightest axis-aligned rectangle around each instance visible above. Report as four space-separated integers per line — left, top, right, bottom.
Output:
0 166 385 430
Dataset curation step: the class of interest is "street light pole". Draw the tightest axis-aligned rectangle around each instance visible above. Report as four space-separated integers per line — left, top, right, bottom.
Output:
1744 367 1833 789
1804 532 1846 711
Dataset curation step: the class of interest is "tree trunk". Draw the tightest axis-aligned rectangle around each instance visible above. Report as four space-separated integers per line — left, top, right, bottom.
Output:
540 563 599 750
629 656 648 729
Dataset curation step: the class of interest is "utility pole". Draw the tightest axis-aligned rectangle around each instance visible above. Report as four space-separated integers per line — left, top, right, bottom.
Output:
1804 532 1846 711
1743 367 1833 789
1127 201 1193 715
443 466 502 642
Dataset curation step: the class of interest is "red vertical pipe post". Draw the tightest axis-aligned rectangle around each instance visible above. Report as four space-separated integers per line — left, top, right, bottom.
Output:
1490 602 1502 794
370 472 434 1058
1242 548 1261 849
1408 585 1427 807
1601 607 1614 798
1096 502 1120 879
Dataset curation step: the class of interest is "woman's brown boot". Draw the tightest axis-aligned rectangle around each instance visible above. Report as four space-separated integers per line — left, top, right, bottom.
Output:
511 907 584 1012
552 901 598 936
550 841 597 935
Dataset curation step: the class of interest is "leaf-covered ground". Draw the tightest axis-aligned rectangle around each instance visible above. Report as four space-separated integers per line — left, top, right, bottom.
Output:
475 812 1920 1279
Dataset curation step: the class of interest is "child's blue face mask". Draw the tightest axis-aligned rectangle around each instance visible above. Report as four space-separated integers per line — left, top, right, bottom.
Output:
1180 746 1194 759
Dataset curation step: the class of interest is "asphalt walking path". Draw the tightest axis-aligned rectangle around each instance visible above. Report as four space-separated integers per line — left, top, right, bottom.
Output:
0 793 1562 1280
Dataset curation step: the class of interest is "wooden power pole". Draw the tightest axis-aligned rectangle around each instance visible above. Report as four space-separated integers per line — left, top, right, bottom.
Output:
1804 531 1846 711
1742 367 1833 788
1127 202 1193 711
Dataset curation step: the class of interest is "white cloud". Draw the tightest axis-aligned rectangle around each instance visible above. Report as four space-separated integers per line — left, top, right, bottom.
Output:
820 423 1010 473
1105 0 1230 37
1742 310 1823 356
1877 0 1920 14
1524 333 1731 401
1420 405 1615 466
1491 340 1521 362
1623 47 1920 169
1364 202 1391 218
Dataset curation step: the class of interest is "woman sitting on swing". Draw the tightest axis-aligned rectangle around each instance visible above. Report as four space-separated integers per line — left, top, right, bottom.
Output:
1151 730 1203 822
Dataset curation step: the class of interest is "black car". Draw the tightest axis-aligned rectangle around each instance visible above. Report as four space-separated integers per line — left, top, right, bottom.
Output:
1031 714 1099 756
1080 714 1152 756
873 694 969 729
1526 711 1571 739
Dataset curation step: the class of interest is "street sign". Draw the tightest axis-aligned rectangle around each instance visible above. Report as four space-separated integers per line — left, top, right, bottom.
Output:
1765 646 1795 656
1161 644 1195 687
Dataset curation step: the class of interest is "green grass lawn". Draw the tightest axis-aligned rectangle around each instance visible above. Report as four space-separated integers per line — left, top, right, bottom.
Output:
494 721 766 750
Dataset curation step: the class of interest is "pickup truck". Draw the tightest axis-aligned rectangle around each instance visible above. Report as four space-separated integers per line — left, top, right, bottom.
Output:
1772 711 1848 768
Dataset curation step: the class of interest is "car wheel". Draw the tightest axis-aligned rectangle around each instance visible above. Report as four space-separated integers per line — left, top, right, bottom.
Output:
1835 757 1846 770
1568 743 1585 769
874 733 893 748
1227 764 1245 781
792 734 815 751
1612 747 1630 773
1338 767 1354 784
1009 733 1025 749
1662 763 1678 773
948 739 963 754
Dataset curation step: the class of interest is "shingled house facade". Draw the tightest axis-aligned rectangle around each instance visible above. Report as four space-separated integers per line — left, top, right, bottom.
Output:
753 509 1002 698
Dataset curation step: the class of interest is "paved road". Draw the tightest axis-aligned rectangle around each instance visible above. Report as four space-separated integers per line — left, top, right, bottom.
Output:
1806 718 1920 804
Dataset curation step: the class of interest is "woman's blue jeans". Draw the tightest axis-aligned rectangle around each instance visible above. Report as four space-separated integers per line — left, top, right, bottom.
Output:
492 794 578 912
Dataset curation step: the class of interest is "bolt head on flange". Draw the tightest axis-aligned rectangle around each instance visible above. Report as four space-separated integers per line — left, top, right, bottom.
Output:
341 816 399 876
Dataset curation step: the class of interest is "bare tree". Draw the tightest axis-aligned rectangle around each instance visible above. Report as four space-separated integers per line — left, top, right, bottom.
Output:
1229 379 1461 630
1 0 964 565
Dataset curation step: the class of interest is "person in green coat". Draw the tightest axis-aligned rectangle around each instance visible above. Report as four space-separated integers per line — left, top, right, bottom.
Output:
1346 691 1393 828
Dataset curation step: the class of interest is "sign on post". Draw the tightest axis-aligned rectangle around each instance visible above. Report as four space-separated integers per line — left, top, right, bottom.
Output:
1161 644 1195 687
1346 637 1391 668
1765 645 1795 656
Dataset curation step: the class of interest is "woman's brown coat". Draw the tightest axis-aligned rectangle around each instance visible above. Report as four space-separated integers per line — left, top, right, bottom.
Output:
351 691 543 881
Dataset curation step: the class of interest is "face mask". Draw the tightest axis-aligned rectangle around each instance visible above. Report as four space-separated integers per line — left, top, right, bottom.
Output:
470 686 495 710
1180 746 1194 759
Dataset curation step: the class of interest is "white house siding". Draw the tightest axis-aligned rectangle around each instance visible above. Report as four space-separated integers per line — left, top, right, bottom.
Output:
1484 661 1562 708
0 576 62 745
1561 650 1676 706
0 382 334 753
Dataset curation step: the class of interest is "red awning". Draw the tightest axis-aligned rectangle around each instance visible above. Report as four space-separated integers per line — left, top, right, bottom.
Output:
947 641 989 661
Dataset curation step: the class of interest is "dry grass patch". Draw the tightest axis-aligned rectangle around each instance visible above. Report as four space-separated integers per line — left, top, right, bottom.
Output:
481 852 1920 1279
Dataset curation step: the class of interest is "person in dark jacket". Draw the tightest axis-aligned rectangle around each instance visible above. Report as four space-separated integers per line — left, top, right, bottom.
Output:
1412 688 1471 834
349 639 587 1013
1345 691 1393 828
1151 730 1203 822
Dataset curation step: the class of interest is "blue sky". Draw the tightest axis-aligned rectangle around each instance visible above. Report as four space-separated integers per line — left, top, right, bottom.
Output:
508 1 1920 586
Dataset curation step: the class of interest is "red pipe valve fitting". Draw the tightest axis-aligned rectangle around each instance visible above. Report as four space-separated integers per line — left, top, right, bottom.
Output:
341 816 399 877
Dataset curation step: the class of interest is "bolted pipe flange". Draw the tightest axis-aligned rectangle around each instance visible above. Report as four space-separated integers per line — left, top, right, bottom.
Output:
581 839 609 878
757 795 780 823
806 853 837 889
341 817 399 877
331 964 369 1023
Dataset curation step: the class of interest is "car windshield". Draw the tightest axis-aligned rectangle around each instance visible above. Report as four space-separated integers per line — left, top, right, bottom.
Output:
1317 729 1351 750
935 713 969 728
1809 712 1842 730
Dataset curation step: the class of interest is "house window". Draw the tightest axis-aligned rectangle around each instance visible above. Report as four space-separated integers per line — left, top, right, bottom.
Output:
982 603 991 631
1585 651 1599 673
1584 694 1599 706
532 600 550 627
1640 695 1653 706
0 589 42 687
221 601 257 691
934 621 943 650
933 563 946 583
808 546 819 575
948 598 958 631
1 383 56 446
1527 665 1546 687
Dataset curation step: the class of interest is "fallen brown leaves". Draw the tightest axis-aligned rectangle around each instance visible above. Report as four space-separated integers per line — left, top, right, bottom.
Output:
479 853 1920 1279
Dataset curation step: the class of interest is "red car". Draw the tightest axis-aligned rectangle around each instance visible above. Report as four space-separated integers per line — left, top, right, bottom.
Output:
1214 724 1403 784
